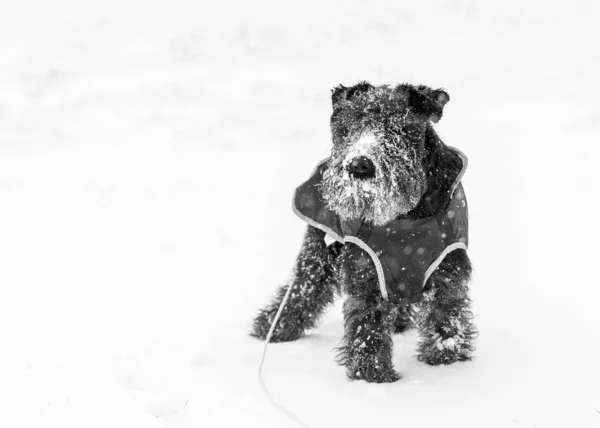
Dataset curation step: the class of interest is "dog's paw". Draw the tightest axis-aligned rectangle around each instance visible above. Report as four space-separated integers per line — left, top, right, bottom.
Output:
250 309 303 343
344 357 401 383
417 347 472 366
347 365 401 383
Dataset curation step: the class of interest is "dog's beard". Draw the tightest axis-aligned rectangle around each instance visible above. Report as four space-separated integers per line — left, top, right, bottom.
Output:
321 160 425 227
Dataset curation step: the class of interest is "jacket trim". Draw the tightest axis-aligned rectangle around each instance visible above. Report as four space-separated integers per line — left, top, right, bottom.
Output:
448 146 468 197
344 236 389 300
291 157 343 241
423 242 468 286
291 193 389 300
291 198 343 243
419 145 468 288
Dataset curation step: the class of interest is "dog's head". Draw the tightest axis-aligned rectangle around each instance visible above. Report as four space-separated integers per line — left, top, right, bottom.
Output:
321 82 450 226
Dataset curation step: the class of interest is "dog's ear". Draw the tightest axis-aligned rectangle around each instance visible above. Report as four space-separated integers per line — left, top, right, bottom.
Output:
420 128 464 214
400 84 450 123
346 81 374 100
331 84 348 106
332 81 374 106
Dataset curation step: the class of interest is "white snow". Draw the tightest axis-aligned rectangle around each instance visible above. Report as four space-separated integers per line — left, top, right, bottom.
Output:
1 1 599 427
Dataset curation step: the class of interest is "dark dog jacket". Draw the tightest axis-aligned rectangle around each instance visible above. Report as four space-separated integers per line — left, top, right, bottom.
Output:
293 147 468 305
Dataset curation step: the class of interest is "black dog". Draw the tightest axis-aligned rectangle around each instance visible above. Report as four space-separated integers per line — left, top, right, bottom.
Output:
251 82 477 383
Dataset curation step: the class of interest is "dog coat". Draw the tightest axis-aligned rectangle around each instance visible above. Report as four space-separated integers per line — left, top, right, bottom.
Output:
292 147 468 305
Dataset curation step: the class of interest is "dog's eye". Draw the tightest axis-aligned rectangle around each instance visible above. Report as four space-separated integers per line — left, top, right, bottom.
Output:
391 126 410 139
336 125 349 138
401 125 414 135
366 106 381 115
401 124 424 138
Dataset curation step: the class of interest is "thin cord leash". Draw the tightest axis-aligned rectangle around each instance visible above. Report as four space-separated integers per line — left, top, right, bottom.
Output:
258 284 312 428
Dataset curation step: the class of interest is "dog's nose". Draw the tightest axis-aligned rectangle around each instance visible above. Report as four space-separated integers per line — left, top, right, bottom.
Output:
348 156 375 179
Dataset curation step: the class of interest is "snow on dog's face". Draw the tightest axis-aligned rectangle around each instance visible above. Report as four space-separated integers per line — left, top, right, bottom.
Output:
321 82 449 226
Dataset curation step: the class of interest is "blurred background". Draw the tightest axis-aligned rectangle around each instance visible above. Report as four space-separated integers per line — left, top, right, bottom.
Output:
0 1 598 427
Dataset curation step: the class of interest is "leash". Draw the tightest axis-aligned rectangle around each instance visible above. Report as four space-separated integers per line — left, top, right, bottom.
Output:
258 283 312 428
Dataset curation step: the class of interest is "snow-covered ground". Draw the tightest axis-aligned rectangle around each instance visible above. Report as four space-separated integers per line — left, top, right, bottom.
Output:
1 1 599 427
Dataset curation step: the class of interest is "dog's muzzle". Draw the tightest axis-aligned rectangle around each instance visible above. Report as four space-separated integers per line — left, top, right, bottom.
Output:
347 156 375 179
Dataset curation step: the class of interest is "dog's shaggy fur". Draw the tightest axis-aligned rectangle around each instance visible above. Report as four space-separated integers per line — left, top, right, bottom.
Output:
251 82 477 383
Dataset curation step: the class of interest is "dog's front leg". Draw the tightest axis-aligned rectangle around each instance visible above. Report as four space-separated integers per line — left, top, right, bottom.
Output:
416 250 477 365
336 248 400 383
250 226 341 342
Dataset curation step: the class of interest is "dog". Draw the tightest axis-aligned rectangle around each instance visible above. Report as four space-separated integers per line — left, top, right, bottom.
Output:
251 82 477 383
